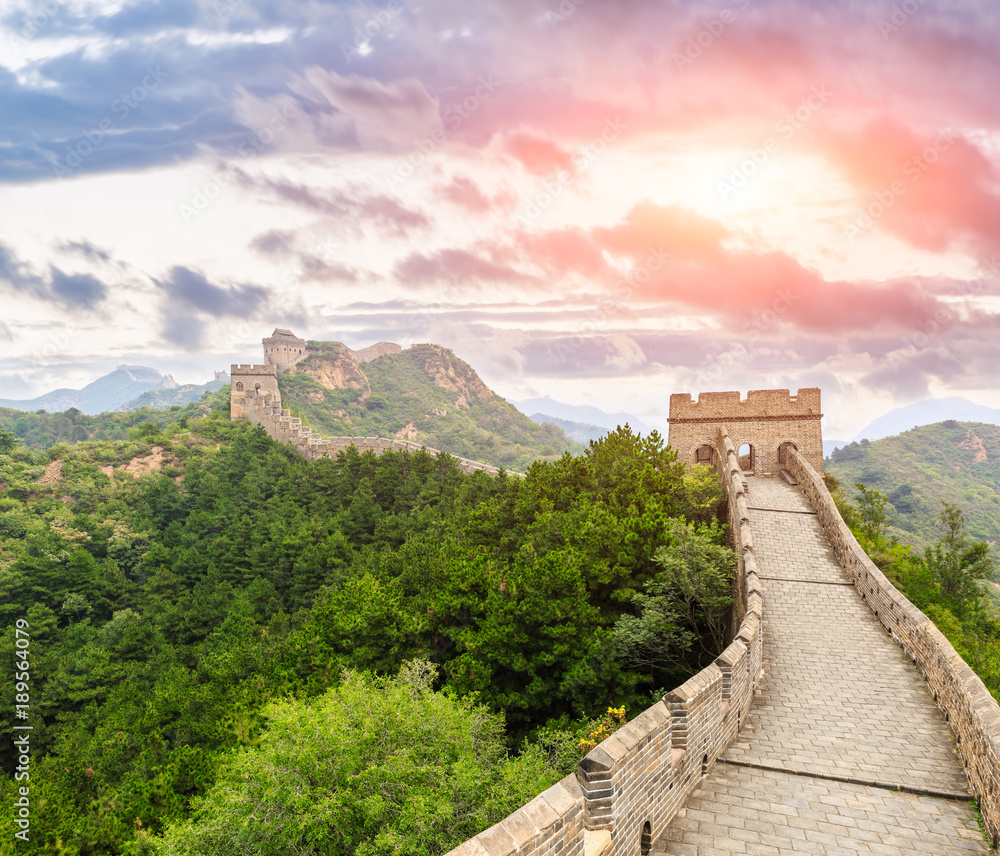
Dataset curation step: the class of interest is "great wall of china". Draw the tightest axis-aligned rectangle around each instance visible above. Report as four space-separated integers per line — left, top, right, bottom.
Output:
229 330 507 476
228 333 1000 854
444 388 1000 856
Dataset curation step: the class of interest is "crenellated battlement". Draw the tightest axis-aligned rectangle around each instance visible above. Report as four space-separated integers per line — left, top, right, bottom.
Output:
668 388 823 475
668 388 822 422
231 364 273 374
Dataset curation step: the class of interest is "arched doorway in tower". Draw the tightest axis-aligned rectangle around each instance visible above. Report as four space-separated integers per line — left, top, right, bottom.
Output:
695 444 714 466
778 441 798 466
738 443 754 473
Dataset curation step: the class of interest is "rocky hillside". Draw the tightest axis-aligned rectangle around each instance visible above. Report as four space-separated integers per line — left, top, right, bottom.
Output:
825 421 1000 548
279 341 584 470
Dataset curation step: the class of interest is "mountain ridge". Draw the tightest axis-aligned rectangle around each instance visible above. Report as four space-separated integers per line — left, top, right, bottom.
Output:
826 420 1000 548
276 341 585 470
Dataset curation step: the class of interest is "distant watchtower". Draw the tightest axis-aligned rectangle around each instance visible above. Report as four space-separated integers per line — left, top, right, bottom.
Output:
263 328 307 372
668 388 823 475
230 364 279 419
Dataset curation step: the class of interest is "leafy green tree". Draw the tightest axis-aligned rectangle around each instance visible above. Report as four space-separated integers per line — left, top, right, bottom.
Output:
153 661 559 856
613 519 734 683
925 502 993 612
0 427 18 452
854 481 889 543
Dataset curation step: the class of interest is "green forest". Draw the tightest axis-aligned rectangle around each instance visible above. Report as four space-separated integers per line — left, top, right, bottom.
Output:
826 421 1000 548
0 392 727 855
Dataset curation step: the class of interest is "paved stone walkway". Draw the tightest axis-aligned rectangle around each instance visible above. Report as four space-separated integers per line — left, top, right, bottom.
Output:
655 476 991 855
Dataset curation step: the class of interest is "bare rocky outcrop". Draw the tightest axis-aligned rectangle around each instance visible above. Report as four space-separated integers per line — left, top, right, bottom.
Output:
957 429 988 464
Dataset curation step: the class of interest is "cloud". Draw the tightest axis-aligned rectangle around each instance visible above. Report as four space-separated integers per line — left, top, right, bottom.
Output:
58 240 112 263
0 242 108 307
238 172 430 235
0 243 43 294
862 346 966 399
156 266 266 316
593 201 728 260
49 268 106 307
818 118 1000 255
161 312 207 349
0 320 13 343
438 177 492 212
295 67 441 151
395 248 537 286
503 132 574 175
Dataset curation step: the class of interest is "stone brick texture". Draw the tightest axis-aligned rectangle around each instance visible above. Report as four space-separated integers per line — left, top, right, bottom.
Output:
787 447 1000 849
668 388 823 476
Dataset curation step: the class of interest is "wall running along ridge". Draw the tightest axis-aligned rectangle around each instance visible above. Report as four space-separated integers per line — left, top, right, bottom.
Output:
786 447 1000 848
446 426 764 856
229 364 507 476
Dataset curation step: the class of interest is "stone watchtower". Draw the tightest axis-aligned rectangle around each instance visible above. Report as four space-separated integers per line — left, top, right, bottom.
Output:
667 388 823 475
230 364 279 419
263 328 307 372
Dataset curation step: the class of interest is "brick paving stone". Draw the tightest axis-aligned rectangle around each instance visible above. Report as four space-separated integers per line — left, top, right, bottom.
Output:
655 765 989 855
653 477 991 855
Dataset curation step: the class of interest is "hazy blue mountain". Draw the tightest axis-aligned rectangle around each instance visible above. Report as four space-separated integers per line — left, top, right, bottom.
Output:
853 397 1000 442
529 413 608 444
511 397 658 435
0 366 177 415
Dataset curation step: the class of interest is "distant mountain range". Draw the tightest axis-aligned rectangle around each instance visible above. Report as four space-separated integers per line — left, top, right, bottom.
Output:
0 366 225 415
851 397 1000 443
511 397 658 441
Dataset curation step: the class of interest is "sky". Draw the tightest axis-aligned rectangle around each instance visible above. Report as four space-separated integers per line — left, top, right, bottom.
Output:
1 0 999 439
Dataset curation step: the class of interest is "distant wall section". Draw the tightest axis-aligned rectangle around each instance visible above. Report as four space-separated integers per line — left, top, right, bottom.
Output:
668 388 823 475
229 363 507 476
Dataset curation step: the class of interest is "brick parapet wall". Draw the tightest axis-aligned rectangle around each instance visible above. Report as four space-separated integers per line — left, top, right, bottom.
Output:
668 388 823 475
234 380 509 477
448 427 764 856
786 448 1000 848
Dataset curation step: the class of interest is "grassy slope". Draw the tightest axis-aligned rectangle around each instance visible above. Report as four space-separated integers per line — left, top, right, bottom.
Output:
825 421 1000 548
279 343 585 471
